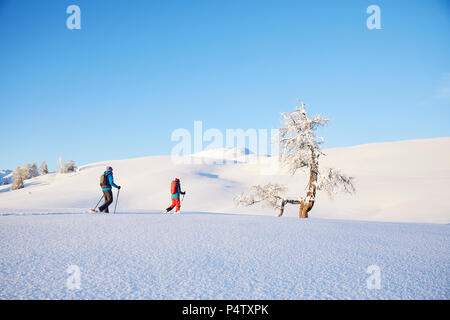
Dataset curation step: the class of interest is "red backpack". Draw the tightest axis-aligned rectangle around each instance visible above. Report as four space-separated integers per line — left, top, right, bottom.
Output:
171 179 179 195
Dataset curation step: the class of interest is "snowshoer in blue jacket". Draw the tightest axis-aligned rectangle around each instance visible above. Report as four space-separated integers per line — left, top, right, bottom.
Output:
98 166 121 213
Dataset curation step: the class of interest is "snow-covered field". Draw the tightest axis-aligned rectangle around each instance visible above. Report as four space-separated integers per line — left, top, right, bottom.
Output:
1 212 448 299
0 138 449 299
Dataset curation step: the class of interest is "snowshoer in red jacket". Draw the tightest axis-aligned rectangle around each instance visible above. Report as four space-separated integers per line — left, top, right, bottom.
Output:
166 178 185 213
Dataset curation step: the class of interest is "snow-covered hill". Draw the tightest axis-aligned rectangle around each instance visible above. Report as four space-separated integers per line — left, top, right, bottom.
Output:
0 137 449 224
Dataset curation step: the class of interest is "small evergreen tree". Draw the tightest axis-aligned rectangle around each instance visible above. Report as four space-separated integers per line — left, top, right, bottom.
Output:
11 167 24 190
39 161 48 175
31 162 38 178
20 163 31 180
64 159 76 172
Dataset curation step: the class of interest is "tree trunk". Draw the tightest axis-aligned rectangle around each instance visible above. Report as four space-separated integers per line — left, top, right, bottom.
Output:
277 199 301 217
277 200 287 217
299 150 318 218
279 168 317 218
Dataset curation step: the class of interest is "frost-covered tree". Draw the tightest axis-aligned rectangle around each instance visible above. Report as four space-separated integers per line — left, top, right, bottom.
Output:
64 159 76 173
235 99 355 218
11 167 24 190
31 162 38 178
20 163 31 180
39 161 48 175
234 183 290 211
58 157 65 174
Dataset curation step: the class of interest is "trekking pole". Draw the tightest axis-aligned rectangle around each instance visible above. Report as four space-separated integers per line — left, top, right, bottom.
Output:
113 188 120 214
92 195 104 212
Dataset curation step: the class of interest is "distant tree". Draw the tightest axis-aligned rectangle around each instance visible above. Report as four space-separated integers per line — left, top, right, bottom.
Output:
31 162 38 178
11 167 24 190
2 178 8 185
64 159 76 172
235 99 355 218
39 161 48 175
58 157 65 174
20 163 31 180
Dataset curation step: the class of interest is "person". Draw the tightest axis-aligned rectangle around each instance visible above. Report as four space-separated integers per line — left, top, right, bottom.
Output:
166 178 185 213
98 166 121 213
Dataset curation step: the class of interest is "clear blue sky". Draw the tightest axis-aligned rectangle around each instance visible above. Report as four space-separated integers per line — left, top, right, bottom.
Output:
1 0 449 170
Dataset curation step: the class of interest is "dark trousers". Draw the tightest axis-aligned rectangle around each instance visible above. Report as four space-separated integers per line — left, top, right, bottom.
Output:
99 190 113 213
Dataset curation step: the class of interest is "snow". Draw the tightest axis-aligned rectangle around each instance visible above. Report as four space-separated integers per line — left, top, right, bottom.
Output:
0 213 448 299
0 137 449 224
0 138 449 299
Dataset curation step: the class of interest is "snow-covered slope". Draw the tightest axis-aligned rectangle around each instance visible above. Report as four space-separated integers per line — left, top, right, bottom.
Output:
0 138 449 300
0 213 448 299
0 138 449 224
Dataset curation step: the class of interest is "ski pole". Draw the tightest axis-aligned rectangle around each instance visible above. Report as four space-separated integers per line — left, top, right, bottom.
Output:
93 195 104 211
113 188 120 214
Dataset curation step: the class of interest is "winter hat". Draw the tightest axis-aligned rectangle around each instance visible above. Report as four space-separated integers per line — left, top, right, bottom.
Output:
106 166 113 172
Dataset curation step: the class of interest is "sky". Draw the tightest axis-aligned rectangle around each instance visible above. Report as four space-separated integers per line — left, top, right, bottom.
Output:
1 0 449 170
